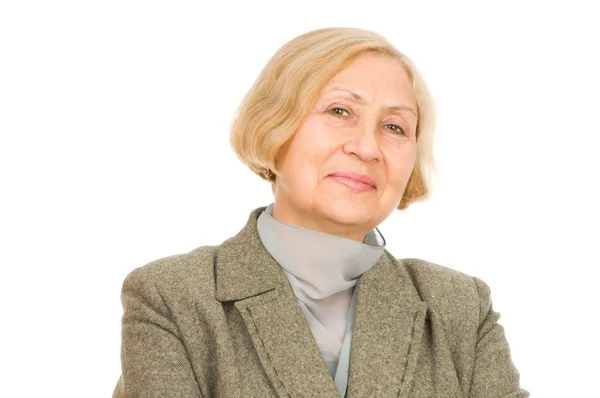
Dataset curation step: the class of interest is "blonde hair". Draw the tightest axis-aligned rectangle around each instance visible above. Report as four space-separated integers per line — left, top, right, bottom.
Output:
230 27 437 211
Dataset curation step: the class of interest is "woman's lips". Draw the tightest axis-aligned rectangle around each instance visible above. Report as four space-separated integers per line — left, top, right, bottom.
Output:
327 171 377 192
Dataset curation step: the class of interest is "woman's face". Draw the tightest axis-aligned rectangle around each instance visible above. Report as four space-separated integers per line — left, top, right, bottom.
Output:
273 52 419 241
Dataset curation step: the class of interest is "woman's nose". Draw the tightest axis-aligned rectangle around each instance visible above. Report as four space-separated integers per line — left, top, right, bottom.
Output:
343 122 382 163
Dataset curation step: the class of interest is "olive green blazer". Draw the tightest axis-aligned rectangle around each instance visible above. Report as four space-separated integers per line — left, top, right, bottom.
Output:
113 207 528 397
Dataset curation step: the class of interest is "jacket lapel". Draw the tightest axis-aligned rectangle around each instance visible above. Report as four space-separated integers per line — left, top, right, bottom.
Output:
215 207 428 398
234 289 341 397
346 253 427 398
215 208 340 397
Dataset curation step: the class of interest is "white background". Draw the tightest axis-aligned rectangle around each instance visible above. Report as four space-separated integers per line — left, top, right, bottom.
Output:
1 1 598 396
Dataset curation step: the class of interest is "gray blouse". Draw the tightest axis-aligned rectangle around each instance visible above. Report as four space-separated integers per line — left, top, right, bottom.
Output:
257 203 385 397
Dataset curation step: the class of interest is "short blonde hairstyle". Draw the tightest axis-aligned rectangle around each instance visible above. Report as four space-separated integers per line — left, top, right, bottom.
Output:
230 27 437 211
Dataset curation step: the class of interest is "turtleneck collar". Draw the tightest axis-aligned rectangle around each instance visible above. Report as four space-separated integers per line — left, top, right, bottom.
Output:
256 203 386 299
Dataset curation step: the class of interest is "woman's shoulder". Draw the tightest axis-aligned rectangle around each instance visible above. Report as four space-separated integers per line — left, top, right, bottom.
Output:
400 257 478 287
398 257 493 323
120 245 220 302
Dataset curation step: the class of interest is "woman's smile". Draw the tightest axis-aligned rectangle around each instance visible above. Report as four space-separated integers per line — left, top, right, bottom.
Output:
327 171 377 192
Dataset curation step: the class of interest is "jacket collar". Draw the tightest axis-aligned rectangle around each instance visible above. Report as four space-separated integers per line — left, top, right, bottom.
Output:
215 207 428 397
215 207 289 302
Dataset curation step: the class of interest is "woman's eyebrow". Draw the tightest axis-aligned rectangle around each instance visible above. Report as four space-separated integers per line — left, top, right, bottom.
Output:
327 86 418 117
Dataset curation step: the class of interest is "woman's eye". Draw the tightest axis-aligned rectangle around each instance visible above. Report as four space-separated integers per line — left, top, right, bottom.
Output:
330 107 349 117
328 108 405 135
386 124 405 135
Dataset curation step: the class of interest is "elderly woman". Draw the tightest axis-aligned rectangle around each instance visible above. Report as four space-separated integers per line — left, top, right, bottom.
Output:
113 27 528 397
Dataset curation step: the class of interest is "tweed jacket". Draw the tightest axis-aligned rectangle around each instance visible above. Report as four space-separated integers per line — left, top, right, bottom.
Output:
113 207 528 397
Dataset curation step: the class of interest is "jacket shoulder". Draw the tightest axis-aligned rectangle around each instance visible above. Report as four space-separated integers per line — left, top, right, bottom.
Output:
400 257 488 327
401 257 478 296
121 245 219 303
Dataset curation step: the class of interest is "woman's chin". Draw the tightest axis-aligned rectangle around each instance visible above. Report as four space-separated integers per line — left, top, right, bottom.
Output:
318 200 377 229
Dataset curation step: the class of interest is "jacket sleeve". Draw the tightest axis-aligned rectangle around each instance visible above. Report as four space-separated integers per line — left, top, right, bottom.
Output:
113 267 203 398
469 277 529 398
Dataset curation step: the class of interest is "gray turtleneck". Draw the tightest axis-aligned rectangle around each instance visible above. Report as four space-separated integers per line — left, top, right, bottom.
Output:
257 203 385 397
